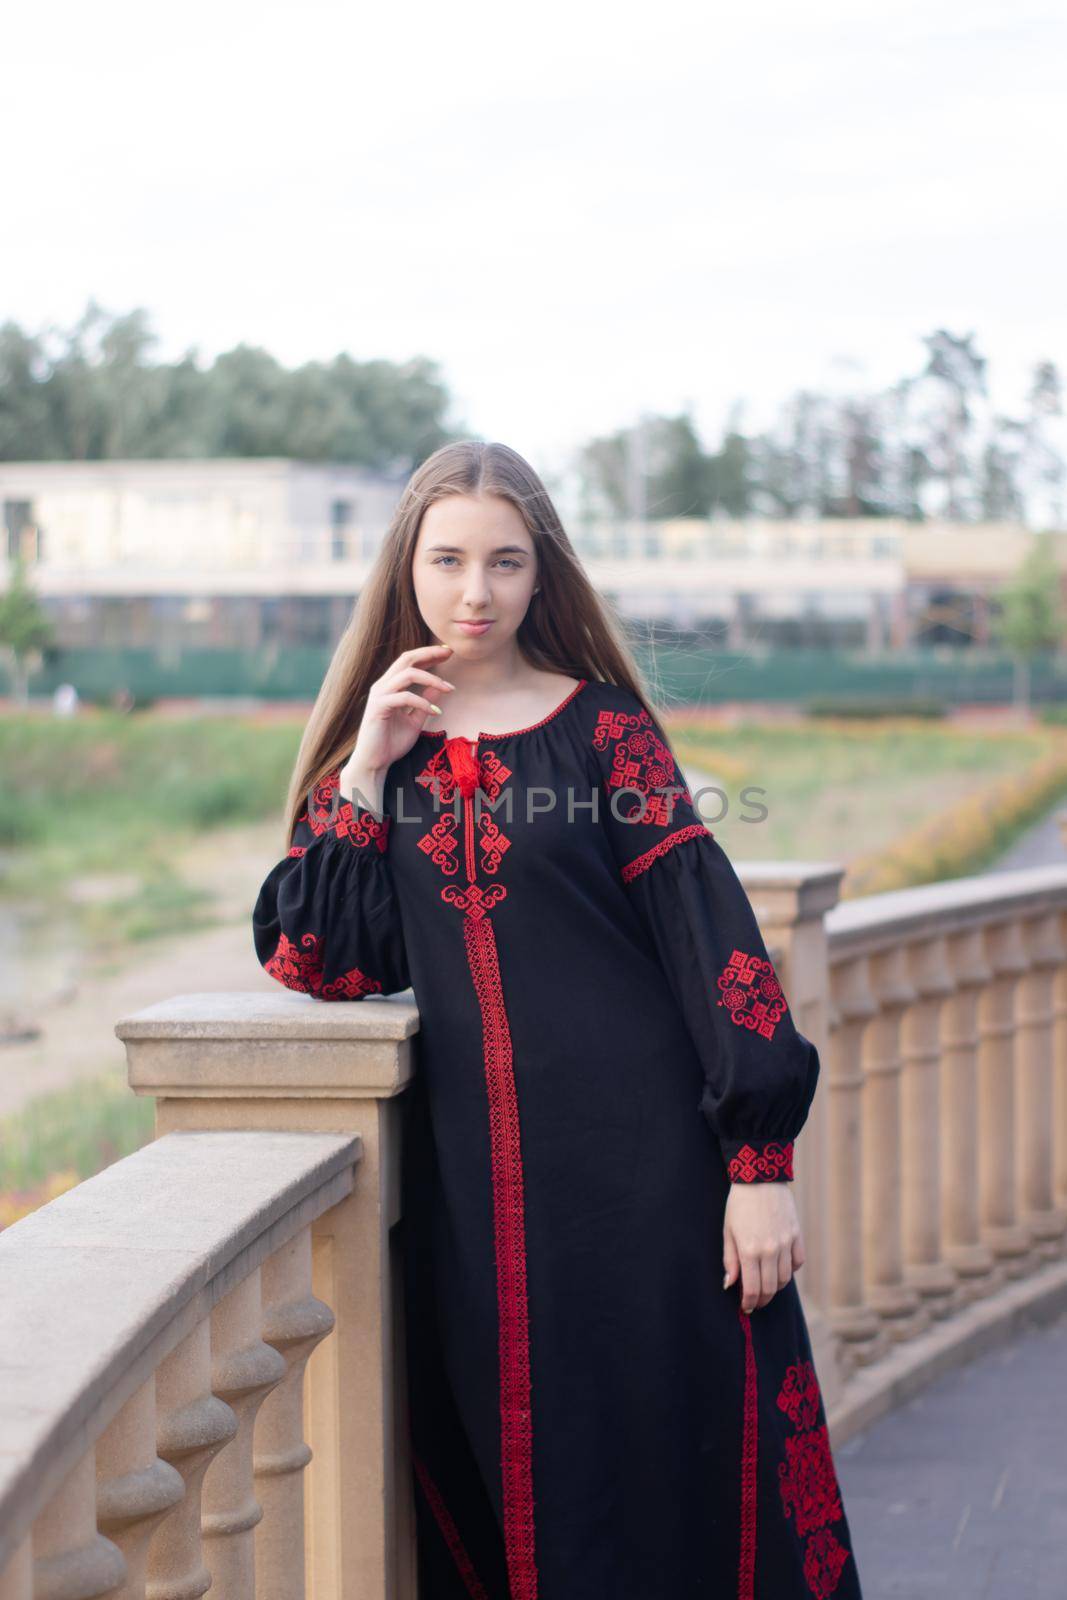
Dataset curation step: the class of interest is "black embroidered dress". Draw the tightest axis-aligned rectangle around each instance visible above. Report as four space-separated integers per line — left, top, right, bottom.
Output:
252 677 864 1600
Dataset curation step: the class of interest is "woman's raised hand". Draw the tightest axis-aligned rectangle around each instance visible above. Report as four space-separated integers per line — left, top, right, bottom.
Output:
344 645 456 783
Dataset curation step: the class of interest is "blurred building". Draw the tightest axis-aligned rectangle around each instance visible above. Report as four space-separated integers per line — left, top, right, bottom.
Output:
2 458 1066 653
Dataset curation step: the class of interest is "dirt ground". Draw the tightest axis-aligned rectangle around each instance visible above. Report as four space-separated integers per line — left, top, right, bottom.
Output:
0 818 285 1121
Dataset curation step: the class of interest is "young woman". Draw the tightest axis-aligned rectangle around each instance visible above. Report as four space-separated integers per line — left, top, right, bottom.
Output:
252 440 865 1600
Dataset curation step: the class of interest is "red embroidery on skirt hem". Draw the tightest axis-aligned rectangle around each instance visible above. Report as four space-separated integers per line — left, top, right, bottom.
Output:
412 1450 491 1600
464 911 539 1599
737 1304 758 1600
775 1359 852 1598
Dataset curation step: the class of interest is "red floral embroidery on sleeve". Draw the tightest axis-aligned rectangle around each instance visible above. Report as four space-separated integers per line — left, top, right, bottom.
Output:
716 948 786 1040
333 800 390 851
263 931 383 1001
592 706 693 828
302 770 390 852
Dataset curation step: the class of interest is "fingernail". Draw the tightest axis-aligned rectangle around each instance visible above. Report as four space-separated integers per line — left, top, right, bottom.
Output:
723 1274 730 1288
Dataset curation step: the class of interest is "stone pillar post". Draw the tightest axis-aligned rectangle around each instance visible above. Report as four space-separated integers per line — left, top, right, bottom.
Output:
116 989 420 1600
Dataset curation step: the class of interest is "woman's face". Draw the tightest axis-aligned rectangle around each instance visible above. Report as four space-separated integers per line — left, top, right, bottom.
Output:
412 492 539 659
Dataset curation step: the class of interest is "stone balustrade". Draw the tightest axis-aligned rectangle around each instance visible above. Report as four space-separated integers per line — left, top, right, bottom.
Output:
0 1127 359 1599
3 852 1067 1595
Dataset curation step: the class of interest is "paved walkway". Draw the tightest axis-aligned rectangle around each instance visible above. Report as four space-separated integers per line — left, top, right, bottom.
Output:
834 1304 1067 1599
985 806 1067 872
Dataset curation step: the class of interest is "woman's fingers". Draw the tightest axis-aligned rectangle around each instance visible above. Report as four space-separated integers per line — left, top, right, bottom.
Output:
384 662 455 696
736 1240 797 1313
380 690 447 718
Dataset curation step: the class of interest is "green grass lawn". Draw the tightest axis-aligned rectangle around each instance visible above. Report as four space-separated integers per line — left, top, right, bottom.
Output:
667 716 1055 863
0 709 312 958
0 1068 155 1226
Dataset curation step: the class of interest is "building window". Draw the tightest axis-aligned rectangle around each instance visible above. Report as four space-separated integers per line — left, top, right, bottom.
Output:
330 499 356 560
4 500 40 562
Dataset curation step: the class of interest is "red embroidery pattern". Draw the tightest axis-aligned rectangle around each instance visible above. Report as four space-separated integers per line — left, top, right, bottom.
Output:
412 1450 490 1600
300 770 390 851
737 1305 759 1600
333 800 390 851
775 1360 851 1598
262 930 383 1001
592 705 693 828
620 822 710 883
779 1430 844 1537
804 1528 852 1599
464 910 538 1599
777 1360 821 1431
716 948 787 1040
727 1142 795 1183
415 744 513 897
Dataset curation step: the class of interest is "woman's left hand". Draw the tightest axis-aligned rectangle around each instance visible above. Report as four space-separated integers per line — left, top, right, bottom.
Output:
723 1181 806 1314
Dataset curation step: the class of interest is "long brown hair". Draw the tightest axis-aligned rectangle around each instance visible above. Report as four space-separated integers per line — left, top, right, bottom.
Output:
280 439 674 847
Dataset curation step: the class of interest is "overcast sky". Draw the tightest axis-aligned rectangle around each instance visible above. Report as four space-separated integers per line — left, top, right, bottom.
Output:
4 0 1064 473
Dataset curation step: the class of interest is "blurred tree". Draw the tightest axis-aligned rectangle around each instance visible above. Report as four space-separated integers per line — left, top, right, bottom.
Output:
0 558 54 706
992 533 1065 714
0 301 461 473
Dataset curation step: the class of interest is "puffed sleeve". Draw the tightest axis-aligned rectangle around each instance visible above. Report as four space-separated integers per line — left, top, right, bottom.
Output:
252 769 411 1001
589 690 818 1183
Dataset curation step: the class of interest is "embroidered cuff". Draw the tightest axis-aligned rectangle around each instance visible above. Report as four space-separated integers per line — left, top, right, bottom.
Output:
720 1137 795 1184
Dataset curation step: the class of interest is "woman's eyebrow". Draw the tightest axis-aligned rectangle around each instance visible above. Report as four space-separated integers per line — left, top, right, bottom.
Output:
424 543 530 555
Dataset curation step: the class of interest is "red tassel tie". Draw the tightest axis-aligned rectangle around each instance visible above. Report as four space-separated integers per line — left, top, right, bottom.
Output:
444 735 481 798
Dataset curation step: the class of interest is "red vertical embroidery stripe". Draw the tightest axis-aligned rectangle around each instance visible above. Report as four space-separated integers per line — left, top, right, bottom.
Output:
464 909 539 1600
737 1305 759 1600
412 1450 491 1600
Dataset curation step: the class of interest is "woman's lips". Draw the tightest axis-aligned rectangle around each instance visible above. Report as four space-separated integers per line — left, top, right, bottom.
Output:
455 620 494 634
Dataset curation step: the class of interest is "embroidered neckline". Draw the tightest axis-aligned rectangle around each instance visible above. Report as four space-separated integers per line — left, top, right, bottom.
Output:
419 676 588 743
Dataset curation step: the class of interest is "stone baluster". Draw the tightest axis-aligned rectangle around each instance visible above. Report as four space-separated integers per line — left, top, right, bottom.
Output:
860 944 926 1339
825 954 884 1361
95 1378 185 1599
254 1228 337 1600
899 933 957 1317
0 1541 32 1600
202 1270 287 1597
148 1322 238 1598
32 1451 126 1599
1054 905 1067 1213
1016 911 1067 1258
939 927 998 1300
977 918 1032 1277
734 864 842 1322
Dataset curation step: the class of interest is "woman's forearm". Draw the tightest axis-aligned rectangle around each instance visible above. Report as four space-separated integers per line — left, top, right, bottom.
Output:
339 759 389 816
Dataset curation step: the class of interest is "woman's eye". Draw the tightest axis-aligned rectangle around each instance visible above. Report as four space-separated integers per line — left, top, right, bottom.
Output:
433 557 523 570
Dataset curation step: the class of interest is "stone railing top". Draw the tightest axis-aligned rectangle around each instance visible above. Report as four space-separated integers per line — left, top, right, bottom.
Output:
732 860 846 924
0 1128 360 1574
826 863 1067 958
114 987 421 1043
